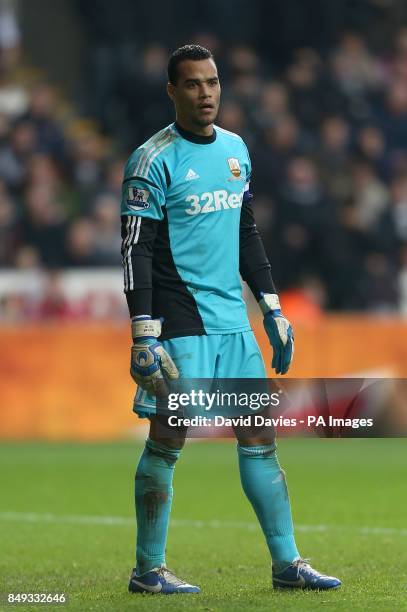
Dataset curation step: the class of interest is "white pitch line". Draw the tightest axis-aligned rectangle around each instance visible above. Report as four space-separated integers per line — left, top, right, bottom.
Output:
0 511 406 537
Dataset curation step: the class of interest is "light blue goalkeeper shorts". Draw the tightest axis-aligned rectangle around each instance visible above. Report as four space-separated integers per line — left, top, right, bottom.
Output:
133 330 266 418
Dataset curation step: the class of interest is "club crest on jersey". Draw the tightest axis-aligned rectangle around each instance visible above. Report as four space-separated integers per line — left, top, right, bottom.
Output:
227 157 241 177
127 187 150 211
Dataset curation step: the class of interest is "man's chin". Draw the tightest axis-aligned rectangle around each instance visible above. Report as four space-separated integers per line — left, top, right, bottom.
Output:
195 112 218 127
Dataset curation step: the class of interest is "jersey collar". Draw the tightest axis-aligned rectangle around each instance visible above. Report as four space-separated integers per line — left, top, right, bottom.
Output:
174 122 217 144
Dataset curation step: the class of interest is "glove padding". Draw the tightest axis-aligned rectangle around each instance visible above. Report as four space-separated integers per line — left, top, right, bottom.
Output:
260 293 294 375
130 318 179 396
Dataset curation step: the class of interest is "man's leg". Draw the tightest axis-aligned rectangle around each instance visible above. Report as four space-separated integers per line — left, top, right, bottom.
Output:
234 428 341 589
129 335 220 593
233 428 300 568
217 332 299 565
134 416 187 575
225 332 340 589
130 416 200 593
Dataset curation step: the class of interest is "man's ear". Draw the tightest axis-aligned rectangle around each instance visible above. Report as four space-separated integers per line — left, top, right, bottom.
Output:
167 82 175 101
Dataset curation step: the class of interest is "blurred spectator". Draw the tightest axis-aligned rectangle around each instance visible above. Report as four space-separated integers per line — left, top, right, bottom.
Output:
124 44 172 146
27 153 60 189
384 26 407 84
399 245 407 315
14 245 40 270
358 253 399 313
380 80 407 152
0 178 16 265
18 184 67 267
91 193 122 266
286 48 344 127
68 129 106 203
320 115 350 162
0 3 27 121
0 119 37 190
0 1 20 52
19 84 65 159
252 115 303 189
377 174 407 254
251 194 275 255
104 158 125 198
224 43 265 112
64 217 99 267
217 100 247 136
273 156 342 294
32 271 72 320
317 115 352 204
355 124 388 178
253 81 290 128
76 0 139 136
228 46 262 77
331 32 383 97
351 162 389 232
0 53 27 119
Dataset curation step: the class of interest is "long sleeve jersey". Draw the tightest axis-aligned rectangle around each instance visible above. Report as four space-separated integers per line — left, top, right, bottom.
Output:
121 122 275 340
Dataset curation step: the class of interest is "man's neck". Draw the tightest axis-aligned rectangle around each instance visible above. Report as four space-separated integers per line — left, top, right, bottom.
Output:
175 118 214 137
174 121 216 144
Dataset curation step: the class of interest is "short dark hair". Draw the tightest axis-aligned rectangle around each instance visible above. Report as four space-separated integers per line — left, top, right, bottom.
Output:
167 44 213 84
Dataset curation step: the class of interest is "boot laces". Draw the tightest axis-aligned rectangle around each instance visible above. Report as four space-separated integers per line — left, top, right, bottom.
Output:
292 558 320 578
157 566 185 586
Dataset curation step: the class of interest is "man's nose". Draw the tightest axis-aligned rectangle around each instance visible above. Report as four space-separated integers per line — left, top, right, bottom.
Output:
199 84 211 98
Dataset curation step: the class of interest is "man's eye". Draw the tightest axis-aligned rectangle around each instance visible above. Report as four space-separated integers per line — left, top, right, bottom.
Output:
209 80 218 86
187 82 197 89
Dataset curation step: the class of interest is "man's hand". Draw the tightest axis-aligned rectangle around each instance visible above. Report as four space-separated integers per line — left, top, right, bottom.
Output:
260 293 294 375
130 317 179 396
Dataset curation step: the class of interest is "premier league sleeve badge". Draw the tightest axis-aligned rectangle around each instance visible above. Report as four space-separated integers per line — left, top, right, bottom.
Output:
126 187 151 211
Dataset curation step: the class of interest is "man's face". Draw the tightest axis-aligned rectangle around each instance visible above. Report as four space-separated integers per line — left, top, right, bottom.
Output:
168 58 221 128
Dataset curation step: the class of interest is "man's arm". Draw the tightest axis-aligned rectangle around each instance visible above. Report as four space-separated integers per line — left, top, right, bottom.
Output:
121 214 158 317
120 142 179 393
239 193 294 375
239 194 277 300
120 142 168 316
121 214 179 394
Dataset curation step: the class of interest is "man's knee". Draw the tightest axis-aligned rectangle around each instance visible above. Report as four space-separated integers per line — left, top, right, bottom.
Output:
233 429 276 448
149 415 187 450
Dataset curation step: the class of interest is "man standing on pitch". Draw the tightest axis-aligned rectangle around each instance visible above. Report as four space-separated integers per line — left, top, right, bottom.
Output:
121 45 341 594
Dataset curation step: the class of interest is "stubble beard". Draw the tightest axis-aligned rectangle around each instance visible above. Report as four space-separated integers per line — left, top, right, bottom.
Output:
194 108 218 128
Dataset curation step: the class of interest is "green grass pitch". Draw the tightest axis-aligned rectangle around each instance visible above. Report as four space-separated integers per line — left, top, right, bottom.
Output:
0 438 406 611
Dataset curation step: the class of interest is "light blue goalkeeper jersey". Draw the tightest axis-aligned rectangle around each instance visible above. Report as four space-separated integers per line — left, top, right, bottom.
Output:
121 122 252 339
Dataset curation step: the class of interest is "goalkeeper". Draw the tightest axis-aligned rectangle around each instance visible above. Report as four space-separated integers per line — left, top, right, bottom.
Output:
121 44 341 595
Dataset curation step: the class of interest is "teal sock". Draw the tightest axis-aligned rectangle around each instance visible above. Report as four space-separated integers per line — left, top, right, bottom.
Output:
238 444 300 564
135 438 181 574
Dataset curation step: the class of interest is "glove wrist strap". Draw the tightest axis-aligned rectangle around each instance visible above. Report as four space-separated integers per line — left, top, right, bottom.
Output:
131 318 162 339
259 293 281 314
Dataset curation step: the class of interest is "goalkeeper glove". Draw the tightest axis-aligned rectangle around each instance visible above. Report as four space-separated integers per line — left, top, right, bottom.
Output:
260 293 294 375
130 316 179 396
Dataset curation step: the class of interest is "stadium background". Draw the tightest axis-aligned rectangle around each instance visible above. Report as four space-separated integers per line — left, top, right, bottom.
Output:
0 0 407 438
1 3 406 611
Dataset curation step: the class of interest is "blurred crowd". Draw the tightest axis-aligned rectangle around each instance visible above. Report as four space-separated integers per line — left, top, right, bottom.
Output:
1 1 407 317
